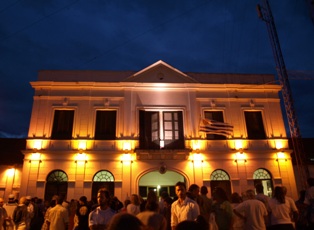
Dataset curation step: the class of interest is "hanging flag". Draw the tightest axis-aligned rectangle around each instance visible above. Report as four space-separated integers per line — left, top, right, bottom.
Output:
199 118 233 137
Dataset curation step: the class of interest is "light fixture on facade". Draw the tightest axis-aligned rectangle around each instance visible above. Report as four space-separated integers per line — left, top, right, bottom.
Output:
123 141 132 152
29 153 42 163
121 153 133 163
6 167 15 177
33 140 43 152
78 141 87 153
75 153 88 163
234 152 247 163
276 151 287 162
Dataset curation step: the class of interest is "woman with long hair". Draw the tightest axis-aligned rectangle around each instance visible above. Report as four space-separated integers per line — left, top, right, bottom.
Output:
269 186 298 230
211 187 233 230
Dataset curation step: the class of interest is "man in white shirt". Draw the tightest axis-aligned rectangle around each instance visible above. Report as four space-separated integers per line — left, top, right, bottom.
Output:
234 189 268 230
46 195 69 230
89 188 116 230
171 181 200 230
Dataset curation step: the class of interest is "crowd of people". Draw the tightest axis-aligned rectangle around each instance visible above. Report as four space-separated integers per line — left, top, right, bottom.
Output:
0 178 313 230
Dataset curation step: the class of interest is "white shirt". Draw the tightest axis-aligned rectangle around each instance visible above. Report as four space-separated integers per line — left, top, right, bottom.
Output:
234 199 267 230
171 197 200 227
269 197 298 225
88 207 116 227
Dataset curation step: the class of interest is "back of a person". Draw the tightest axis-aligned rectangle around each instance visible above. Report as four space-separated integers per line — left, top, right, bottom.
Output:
246 199 266 229
48 204 68 230
137 211 167 230
269 198 293 225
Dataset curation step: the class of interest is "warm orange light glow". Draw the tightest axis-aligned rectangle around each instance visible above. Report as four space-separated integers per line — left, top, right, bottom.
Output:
190 153 203 167
76 153 88 162
234 152 247 162
235 140 243 150
31 153 41 161
275 141 283 150
121 153 133 163
192 140 201 150
123 142 131 151
276 152 286 161
6 168 15 177
78 141 87 151
33 140 42 151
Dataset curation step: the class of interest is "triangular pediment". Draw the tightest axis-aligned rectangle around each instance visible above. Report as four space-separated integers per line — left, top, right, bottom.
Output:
123 60 198 83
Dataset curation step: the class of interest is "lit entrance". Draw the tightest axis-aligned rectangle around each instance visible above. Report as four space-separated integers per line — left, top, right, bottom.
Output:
253 168 273 197
138 170 185 198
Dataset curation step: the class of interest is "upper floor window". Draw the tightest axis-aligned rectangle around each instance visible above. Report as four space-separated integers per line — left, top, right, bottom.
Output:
244 111 266 139
94 110 116 140
51 110 74 140
139 110 184 149
204 111 227 140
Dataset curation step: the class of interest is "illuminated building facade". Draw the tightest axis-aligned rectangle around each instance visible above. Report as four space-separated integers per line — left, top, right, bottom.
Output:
16 60 298 201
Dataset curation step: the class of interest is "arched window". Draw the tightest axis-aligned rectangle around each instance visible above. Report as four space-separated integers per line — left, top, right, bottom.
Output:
210 169 231 199
91 170 115 203
47 170 68 182
93 170 114 182
253 168 271 179
253 168 273 197
45 170 68 201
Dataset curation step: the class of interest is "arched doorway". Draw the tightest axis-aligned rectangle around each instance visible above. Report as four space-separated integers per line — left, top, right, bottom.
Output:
44 170 68 201
210 169 232 199
91 170 115 203
138 170 185 199
253 168 273 197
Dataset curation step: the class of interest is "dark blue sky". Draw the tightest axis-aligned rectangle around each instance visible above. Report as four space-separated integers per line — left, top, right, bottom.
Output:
1 0 314 138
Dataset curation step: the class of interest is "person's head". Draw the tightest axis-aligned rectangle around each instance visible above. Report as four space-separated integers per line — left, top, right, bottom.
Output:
19 196 27 205
175 182 187 200
255 183 264 194
25 196 31 205
130 194 140 206
200 186 208 195
273 186 285 203
0 198 4 207
163 197 173 208
52 195 63 205
188 184 200 198
97 188 111 207
231 192 242 203
212 187 228 202
107 212 144 230
160 191 169 200
124 199 131 208
282 186 287 195
145 190 159 211
79 196 87 205
8 194 15 202
245 189 255 200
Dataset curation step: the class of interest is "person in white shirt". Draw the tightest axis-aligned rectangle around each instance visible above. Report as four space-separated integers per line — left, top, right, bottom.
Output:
89 188 116 230
268 186 298 230
171 181 200 230
233 189 268 230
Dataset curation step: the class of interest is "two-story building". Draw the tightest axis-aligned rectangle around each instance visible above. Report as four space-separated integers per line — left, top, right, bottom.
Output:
13 60 297 202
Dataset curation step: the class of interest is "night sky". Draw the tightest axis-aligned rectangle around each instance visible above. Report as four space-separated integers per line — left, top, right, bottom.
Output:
1 0 314 138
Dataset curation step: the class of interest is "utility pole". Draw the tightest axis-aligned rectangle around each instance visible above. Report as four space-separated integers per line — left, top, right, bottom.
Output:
256 0 309 189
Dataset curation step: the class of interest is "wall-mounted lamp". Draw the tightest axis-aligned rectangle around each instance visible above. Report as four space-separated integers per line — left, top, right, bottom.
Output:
191 153 203 163
75 153 88 163
78 141 87 153
234 152 247 163
33 140 43 152
123 141 132 152
121 153 133 163
276 151 287 162
29 153 42 163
